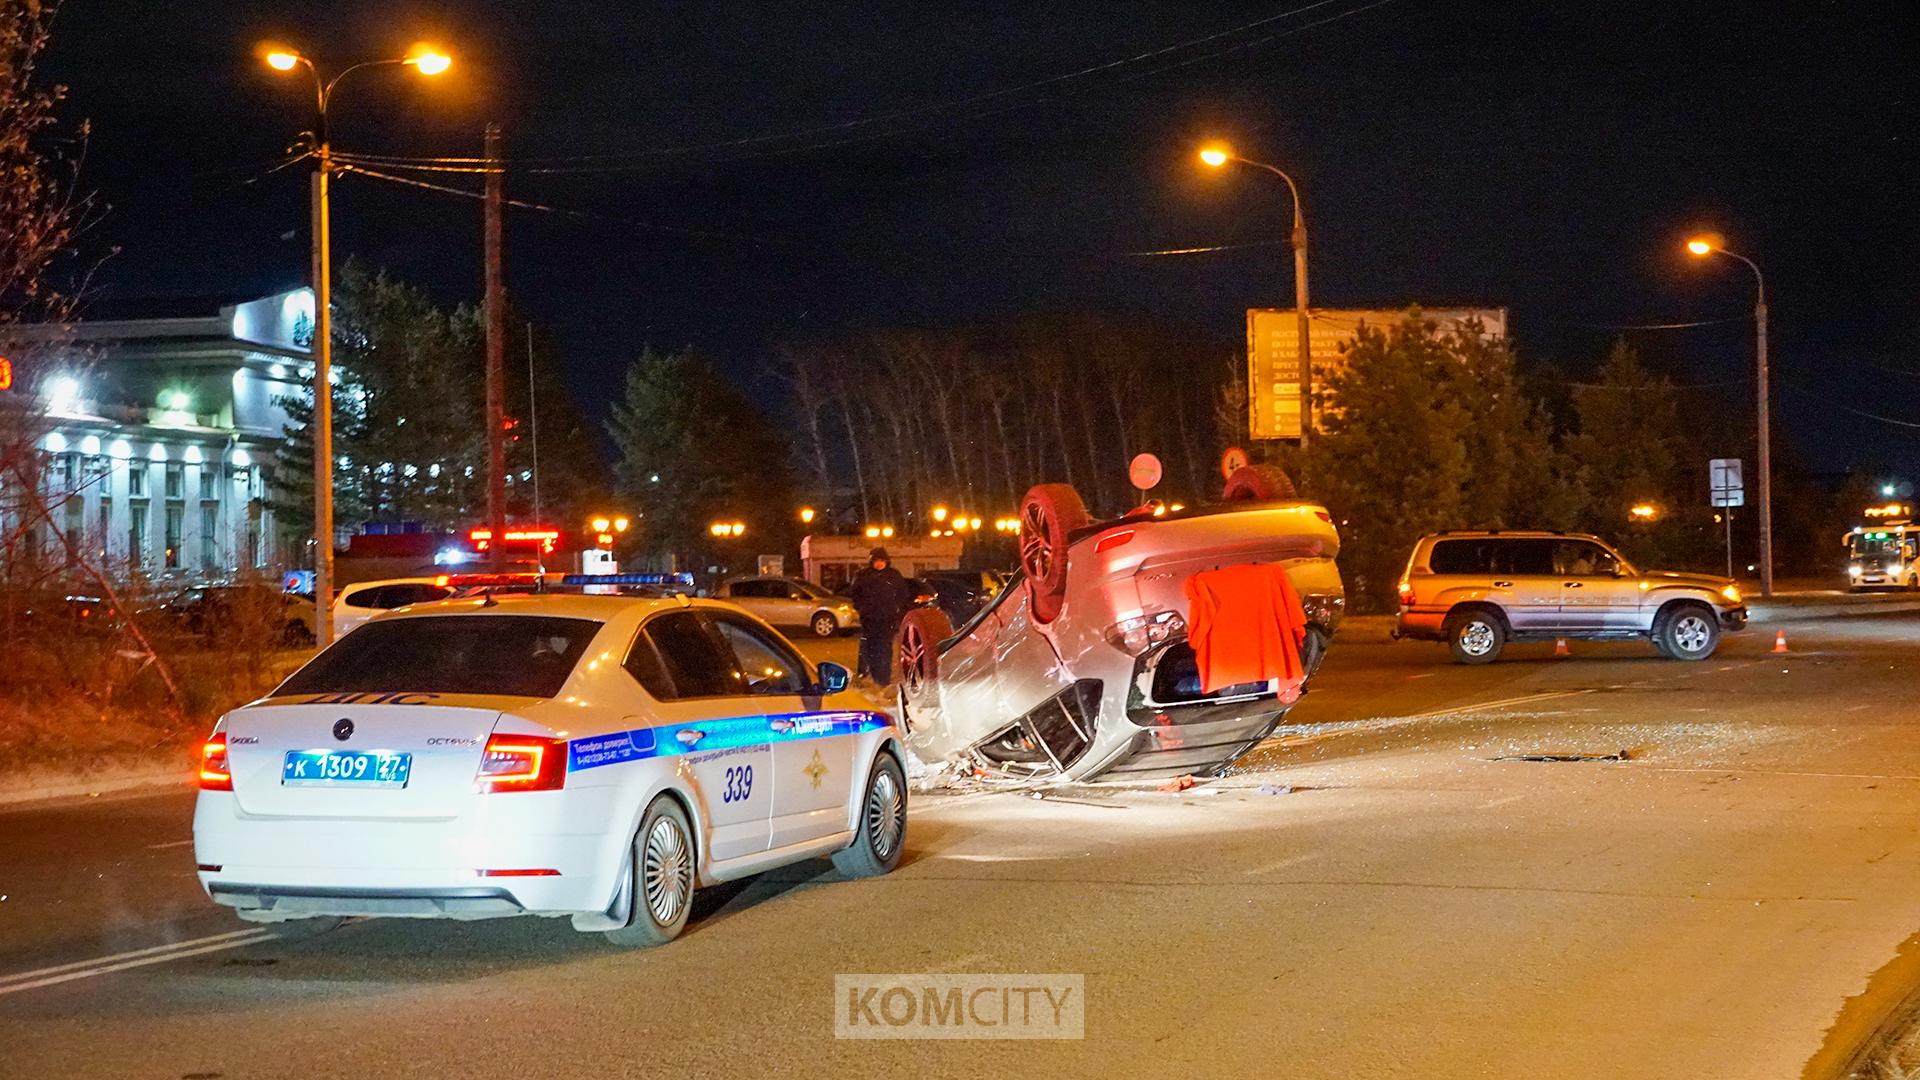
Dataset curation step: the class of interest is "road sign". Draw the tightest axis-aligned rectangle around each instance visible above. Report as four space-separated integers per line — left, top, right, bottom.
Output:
1219 446 1249 481
1128 453 1162 491
1710 458 1745 507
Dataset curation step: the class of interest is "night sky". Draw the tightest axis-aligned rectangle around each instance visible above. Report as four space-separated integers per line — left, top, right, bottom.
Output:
39 0 1919 478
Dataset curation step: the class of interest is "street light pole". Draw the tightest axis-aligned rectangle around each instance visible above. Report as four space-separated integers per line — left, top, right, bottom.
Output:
310 133 335 646
1200 147 1313 449
1687 238 1772 597
264 46 450 645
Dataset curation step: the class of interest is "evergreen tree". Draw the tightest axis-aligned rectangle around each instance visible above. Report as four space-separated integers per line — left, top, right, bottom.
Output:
608 348 793 566
1304 311 1571 609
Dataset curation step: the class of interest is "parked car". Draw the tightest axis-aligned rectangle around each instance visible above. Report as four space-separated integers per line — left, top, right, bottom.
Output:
1393 531 1749 664
714 576 860 637
907 569 1007 627
895 468 1343 783
153 583 318 647
331 577 457 638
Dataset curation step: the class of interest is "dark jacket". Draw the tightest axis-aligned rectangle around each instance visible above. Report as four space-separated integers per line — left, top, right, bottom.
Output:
847 565 915 628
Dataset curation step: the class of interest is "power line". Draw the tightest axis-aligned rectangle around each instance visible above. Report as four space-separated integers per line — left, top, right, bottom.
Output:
1781 383 1920 429
326 0 1395 175
333 163 758 243
1122 239 1291 256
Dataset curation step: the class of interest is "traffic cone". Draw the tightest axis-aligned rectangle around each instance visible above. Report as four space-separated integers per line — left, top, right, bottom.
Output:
1772 630 1789 654
1554 637 1570 657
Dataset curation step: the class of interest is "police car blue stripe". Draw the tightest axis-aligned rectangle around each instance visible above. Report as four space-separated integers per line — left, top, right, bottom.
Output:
567 710 891 772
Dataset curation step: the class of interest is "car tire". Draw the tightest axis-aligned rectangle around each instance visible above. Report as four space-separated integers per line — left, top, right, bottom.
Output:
810 611 839 638
896 607 953 696
1221 463 1297 502
604 796 696 948
282 620 316 648
832 753 907 879
1656 604 1719 661
1445 608 1506 665
1019 483 1091 624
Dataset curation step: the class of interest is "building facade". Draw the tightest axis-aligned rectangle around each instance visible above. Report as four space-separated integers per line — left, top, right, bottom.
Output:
2 289 312 582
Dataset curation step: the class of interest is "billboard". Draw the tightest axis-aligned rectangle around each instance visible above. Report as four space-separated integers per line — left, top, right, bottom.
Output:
1246 307 1508 440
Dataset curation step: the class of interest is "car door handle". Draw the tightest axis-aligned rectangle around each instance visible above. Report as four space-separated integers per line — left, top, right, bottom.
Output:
1563 581 1583 588
674 729 707 747
1492 580 1513 588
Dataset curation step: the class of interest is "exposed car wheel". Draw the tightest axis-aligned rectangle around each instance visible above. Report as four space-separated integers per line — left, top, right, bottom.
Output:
896 607 953 696
282 620 316 647
810 611 839 638
1019 483 1091 624
1221 463 1297 502
1445 608 1506 665
1656 604 1719 661
604 796 695 948
832 753 907 879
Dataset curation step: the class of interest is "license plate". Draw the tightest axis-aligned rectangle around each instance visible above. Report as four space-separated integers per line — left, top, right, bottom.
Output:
281 749 413 788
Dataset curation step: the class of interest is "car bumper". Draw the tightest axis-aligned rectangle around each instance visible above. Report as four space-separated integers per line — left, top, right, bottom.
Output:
1394 608 1447 641
1720 604 1749 631
192 787 623 920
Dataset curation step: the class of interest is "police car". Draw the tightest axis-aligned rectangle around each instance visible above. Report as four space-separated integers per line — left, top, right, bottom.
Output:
192 578 908 947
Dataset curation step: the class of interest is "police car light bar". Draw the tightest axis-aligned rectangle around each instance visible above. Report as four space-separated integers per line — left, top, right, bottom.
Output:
559 573 694 587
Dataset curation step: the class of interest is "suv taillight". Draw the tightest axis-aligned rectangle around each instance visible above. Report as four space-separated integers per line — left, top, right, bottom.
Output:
199 732 233 791
1397 581 1415 607
476 734 567 794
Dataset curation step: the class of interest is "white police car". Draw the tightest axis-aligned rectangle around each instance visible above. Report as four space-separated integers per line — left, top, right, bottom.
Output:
192 582 908 947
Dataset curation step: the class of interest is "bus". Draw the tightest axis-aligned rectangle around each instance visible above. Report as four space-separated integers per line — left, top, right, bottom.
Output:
1846 504 1918 591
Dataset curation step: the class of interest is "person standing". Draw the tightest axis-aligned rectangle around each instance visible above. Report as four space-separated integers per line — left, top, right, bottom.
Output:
847 548 914 685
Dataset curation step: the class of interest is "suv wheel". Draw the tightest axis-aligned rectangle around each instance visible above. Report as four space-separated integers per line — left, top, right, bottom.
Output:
1656 604 1719 661
1445 609 1505 665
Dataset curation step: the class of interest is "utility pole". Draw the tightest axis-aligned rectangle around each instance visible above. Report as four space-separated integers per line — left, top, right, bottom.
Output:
1291 210 1311 451
483 122 507 562
310 114 335 646
1755 285 1772 597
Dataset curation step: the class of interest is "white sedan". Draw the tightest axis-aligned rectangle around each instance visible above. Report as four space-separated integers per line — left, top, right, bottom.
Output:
329 576 456 638
193 590 908 947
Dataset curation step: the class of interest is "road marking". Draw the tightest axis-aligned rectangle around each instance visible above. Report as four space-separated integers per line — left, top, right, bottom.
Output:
1407 689 1598 719
1245 852 1320 876
144 839 193 850
0 928 275 996
1259 688 1600 751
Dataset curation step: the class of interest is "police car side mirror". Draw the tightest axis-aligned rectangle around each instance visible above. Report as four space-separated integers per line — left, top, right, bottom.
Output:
816 661 851 694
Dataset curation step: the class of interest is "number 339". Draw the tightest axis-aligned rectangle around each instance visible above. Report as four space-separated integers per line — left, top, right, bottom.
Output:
722 764 754 803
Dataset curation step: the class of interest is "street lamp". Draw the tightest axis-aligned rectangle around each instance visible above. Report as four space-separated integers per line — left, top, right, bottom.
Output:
1686 235 1772 597
262 42 451 645
1200 140 1314 448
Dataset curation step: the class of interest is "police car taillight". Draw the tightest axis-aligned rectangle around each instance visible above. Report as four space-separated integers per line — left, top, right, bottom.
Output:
199 733 233 791
475 734 567 793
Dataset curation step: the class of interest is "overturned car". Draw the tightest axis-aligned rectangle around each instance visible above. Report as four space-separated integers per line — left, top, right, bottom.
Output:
896 466 1343 782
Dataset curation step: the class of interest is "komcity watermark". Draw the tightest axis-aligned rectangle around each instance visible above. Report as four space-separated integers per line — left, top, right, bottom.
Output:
834 974 1084 1039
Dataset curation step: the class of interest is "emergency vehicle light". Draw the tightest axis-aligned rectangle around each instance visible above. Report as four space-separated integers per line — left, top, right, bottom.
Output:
559 573 694 587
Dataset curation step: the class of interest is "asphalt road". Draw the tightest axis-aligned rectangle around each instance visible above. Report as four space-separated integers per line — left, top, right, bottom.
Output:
4 598 1920 1078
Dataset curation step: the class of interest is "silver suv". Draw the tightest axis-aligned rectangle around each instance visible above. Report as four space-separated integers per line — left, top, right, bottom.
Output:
1394 531 1748 664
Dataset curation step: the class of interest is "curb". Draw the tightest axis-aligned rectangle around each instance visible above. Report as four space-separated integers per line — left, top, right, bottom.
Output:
0 768 191 809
